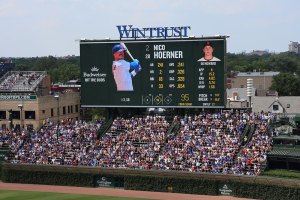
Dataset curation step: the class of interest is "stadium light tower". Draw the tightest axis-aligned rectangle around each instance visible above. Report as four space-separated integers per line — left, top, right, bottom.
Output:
54 94 60 141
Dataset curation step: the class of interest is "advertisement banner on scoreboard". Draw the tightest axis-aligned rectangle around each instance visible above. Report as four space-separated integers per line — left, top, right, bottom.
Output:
80 38 225 108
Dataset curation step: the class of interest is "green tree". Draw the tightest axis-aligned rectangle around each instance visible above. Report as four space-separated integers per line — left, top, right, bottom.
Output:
49 68 60 83
227 52 300 74
267 55 298 73
15 57 38 71
50 63 79 83
270 73 300 96
33 56 58 71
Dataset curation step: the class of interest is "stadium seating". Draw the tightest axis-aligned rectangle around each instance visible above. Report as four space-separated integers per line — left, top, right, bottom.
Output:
2 111 276 176
0 71 46 92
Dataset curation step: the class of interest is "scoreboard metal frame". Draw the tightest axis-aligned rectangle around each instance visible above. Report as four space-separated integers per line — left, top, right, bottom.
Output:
80 37 226 108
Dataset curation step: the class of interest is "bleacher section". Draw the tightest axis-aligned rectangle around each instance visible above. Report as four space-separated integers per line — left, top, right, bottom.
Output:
152 113 247 173
0 71 46 92
1 111 279 176
97 116 169 169
235 120 271 175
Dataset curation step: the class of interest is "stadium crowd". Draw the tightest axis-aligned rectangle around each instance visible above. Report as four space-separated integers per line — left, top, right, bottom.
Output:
234 115 273 175
96 115 169 169
152 112 247 173
8 119 103 165
0 71 44 90
0 111 275 176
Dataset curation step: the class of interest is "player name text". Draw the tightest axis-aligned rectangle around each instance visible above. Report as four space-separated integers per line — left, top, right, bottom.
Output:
153 45 183 59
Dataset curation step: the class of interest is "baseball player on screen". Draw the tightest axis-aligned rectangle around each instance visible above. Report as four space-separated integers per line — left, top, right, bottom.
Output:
198 41 221 62
112 44 141 91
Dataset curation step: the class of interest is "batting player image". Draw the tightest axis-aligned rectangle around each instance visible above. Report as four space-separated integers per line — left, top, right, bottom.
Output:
198 41 221 62
112 44 141 91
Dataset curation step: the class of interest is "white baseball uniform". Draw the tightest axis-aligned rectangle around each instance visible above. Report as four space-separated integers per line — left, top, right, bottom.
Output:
112 59 133 91
198 57 221 62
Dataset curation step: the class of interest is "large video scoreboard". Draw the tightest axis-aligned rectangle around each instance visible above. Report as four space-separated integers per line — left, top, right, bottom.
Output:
80 38 226 108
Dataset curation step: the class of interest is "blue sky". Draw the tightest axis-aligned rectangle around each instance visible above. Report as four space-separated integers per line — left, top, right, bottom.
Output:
1 0 299 57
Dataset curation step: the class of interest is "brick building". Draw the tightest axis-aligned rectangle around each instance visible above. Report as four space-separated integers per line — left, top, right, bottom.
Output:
0 71 80 130
229 71 279 96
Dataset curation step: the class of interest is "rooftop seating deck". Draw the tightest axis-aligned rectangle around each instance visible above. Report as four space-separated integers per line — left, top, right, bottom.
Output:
0 71 47 92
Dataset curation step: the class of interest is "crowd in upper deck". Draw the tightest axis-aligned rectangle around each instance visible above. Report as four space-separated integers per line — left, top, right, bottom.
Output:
0 71 44 91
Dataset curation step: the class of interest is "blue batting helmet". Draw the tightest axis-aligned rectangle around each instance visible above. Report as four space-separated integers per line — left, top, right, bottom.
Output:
112 44 125 54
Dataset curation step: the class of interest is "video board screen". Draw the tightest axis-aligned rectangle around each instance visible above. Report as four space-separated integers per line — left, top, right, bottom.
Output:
80 38 225 108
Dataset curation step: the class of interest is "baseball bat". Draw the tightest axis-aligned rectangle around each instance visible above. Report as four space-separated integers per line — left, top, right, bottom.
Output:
120 42 141 71
120 42 134 61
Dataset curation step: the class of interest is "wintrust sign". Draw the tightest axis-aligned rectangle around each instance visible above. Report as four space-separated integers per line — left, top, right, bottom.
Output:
117 25 191 39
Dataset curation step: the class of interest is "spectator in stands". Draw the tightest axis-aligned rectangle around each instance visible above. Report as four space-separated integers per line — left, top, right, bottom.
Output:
4 111 274 177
